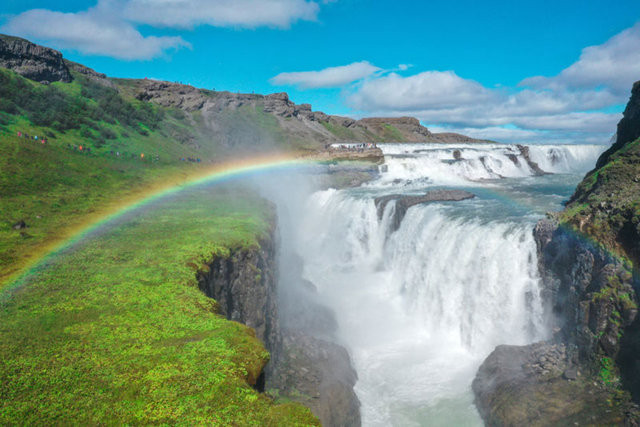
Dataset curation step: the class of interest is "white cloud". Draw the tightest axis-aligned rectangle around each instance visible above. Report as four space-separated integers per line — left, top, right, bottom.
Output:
270 61 381 89
522 22 640 95
1 1 189 60
343 22 640 144
349 70 495 110
2 0 328 59
124 0 320 29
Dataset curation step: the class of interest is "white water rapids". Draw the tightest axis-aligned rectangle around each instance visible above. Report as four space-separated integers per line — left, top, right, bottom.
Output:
273 143 607 426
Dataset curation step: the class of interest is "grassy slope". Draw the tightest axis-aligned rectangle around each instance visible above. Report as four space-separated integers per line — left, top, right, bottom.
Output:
0 68 318 423
0 67 237 285
0 186 317 425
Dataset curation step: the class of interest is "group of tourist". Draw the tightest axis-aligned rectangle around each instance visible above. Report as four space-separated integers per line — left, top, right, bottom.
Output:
17 130 204 165
179 157 201 163
17 131 47 145
327 142 377 152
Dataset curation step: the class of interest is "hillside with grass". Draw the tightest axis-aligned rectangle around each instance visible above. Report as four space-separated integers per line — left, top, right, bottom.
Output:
0 185 318 425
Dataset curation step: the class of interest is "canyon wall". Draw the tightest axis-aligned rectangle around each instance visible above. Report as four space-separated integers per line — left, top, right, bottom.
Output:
197 218 361 426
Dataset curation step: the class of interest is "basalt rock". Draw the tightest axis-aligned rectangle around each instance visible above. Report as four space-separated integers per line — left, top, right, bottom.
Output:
473 342 637 426
517 144 548 176
597 80 640 169
0 34 71 83
375 189 475 232
197 216 361 426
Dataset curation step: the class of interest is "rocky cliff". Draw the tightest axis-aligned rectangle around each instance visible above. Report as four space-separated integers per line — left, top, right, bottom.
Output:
473 80 640 425
0 33 489 151
0 34 71 83
197 217 361 426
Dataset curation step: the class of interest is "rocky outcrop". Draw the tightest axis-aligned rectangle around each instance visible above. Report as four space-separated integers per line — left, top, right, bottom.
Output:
0 34 71 83
597 80 640 169
375 189 475 232
517 144 548 175
124 78 487 149
535 219 638 359
197 218 361 426
473 342 635 426
197 231 280 354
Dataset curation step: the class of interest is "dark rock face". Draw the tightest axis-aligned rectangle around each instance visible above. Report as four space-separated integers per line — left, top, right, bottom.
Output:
197 220 361 426
374 189 475 232
272 331 360 427
197 233 280 352
473 342 635 426
535 219 637 360
0 34 71 83
517 144 547 176
597 80 640 169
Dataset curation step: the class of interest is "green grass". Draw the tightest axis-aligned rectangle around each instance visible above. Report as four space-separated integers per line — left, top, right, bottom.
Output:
321 120 357 141
0 130 197 285
599 356 616 386
380 124 404 142
0 185 318 425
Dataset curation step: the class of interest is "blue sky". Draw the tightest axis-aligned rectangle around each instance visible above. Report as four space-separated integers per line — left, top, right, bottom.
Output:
2 0 640 144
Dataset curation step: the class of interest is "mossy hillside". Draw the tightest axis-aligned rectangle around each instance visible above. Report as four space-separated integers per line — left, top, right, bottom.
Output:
0 185 318 425
0 68 215 161
560 137 640 262
0 66 276 286
379 124 405 142
0 129 198 286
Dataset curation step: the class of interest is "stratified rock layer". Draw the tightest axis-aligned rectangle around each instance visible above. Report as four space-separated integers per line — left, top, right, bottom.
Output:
374 189 476 232
0 34 71 83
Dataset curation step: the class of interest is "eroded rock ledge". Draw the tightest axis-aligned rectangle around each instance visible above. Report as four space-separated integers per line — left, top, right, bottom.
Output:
375 189 476 232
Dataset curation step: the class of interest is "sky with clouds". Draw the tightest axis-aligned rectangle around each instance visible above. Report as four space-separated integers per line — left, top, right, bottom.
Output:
2 0 640 144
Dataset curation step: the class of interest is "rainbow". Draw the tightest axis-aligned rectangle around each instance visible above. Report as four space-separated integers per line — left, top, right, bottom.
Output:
2 153 314 295
3 152 627 299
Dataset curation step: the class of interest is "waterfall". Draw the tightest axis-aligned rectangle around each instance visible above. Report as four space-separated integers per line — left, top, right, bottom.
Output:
281 143 603 425
296 190 545 425
375 143 606 186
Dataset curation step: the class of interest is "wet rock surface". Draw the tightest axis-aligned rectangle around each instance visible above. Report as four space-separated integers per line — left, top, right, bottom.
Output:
517 144 548 175
374 189 475 232
473 342 637 426
0 34 71 83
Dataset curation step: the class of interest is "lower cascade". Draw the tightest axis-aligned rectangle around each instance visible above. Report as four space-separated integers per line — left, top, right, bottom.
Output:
285 143 605 425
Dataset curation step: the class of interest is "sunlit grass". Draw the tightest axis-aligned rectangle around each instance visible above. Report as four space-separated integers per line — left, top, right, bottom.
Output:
0 186 318 425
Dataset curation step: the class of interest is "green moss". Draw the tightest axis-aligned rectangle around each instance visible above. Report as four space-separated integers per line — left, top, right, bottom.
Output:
381 124 404 141
599 356 616 386
0 186 318 425
321 120 357 141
